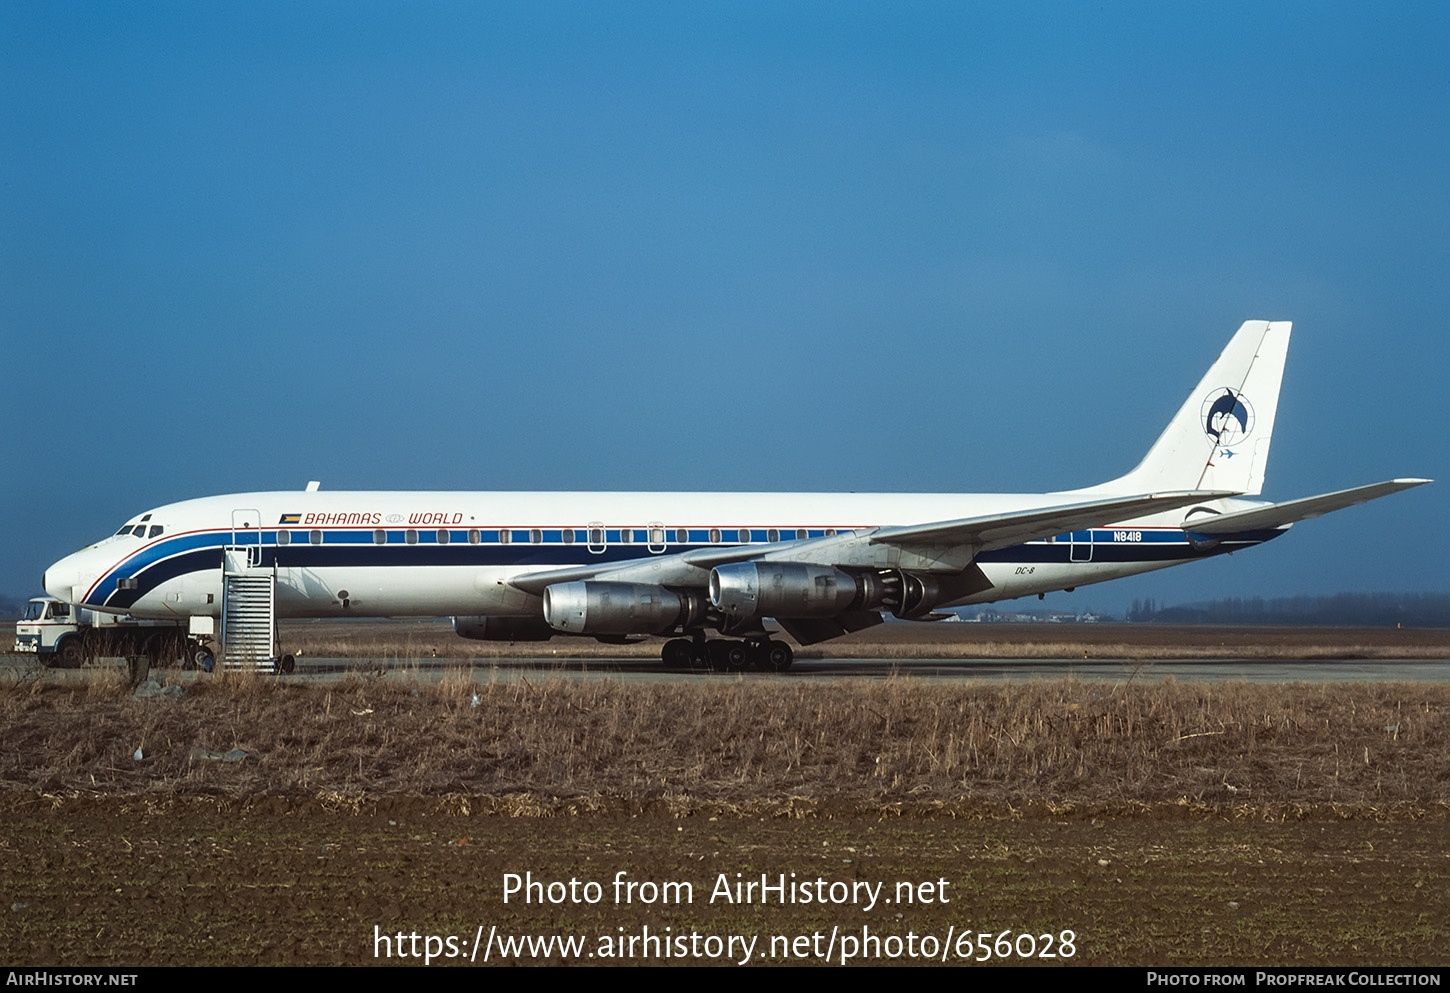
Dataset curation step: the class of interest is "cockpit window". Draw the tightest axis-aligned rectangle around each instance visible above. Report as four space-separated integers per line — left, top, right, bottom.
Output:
148 525 163 538
115 526 132 536
131 525 147 537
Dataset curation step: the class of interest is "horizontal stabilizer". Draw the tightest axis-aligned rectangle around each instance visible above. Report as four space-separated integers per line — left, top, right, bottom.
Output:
871 490 1235 552
1183 479 1431 534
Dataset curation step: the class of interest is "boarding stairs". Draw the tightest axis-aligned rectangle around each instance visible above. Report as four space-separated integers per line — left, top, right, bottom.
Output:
220 546 277 672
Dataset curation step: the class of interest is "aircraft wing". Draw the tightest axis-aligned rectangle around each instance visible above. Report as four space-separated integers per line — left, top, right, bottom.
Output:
1182 478 1431 534
868 490 1235 553
507 490 1233 596
505 542 781 596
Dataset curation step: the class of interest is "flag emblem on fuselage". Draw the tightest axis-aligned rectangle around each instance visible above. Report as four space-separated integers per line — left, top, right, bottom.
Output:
279 513 301 524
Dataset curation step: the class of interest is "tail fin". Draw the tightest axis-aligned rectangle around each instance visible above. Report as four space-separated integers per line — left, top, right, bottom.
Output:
1100 320 1291 496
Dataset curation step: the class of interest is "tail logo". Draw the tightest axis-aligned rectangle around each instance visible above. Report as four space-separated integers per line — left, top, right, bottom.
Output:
1201 388 1255 446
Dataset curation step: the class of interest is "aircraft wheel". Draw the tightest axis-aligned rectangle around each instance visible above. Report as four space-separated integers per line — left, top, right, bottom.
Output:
703 641 749 671
725 641 750 670
277 654 296 675
762 641 793 672
705 641 727 671
705 641 738 671
689 640 710 669
661 639 692 668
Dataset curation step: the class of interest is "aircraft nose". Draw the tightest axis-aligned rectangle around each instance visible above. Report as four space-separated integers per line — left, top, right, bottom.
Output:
44 555 83 602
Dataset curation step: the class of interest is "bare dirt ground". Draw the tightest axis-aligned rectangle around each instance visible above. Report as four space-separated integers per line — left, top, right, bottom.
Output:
3 625 1448 967
3 800 1445 967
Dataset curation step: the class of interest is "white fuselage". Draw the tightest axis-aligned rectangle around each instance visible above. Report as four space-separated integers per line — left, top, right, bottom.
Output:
42 489 1271 622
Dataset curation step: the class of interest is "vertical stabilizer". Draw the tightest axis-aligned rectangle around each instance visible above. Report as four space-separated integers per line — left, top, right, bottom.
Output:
1098 320 1291 496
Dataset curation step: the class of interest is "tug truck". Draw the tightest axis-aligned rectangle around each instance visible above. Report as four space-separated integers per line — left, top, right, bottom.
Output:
13 596 215 669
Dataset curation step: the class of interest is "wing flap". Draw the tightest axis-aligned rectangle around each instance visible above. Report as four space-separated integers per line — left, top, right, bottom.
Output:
1183 479 1431 534
775 610 884 646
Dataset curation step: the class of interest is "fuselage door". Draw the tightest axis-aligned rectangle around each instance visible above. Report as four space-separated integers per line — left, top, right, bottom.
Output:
1069 529 1094 563
587 521 607 554
231 508 263 567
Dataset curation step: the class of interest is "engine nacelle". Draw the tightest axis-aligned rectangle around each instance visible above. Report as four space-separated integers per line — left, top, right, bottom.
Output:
894 572 944 619
542 582 684 635
709 562 860 619
452 615 556 641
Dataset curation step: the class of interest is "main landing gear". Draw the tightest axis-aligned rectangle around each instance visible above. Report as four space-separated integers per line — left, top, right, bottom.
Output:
660 638 794 672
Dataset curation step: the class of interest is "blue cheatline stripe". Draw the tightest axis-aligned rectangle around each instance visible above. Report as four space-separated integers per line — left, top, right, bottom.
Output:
91 526 1282 610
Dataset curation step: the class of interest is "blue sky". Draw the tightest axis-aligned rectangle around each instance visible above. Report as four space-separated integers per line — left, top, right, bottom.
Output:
3 2 1445 614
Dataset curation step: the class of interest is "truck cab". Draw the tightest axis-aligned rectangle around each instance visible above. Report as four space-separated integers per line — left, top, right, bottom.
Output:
14 595 214 669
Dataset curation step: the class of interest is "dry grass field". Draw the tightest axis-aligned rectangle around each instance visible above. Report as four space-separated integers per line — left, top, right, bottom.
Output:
2 644 1448 967
4 671 1448 808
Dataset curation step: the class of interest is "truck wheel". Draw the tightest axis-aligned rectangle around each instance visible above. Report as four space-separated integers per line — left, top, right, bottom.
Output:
185 646 215 672
55 637 85 669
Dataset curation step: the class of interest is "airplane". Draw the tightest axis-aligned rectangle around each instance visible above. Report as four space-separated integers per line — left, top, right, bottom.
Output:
41 320 1429 671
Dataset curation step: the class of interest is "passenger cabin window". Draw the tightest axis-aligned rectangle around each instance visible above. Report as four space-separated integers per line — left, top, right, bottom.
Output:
277 531 292 546
562 529 576 544
737 528 750 544
709 528 721 543
470 529 482 544
405 529 418 544
530 529 542 544
374 529 386 544
675 528 687 544
310 529 323 545
649 527 665 545
796 528 807 540
588 528 603 545
437 529 450 544
767 528 780 542
620 528 632 544
496 529 509 544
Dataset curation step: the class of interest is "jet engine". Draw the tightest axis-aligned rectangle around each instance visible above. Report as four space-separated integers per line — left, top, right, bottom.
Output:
710 562 950 620
893 572 944 619
708 562 861 619
542 581 693 635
